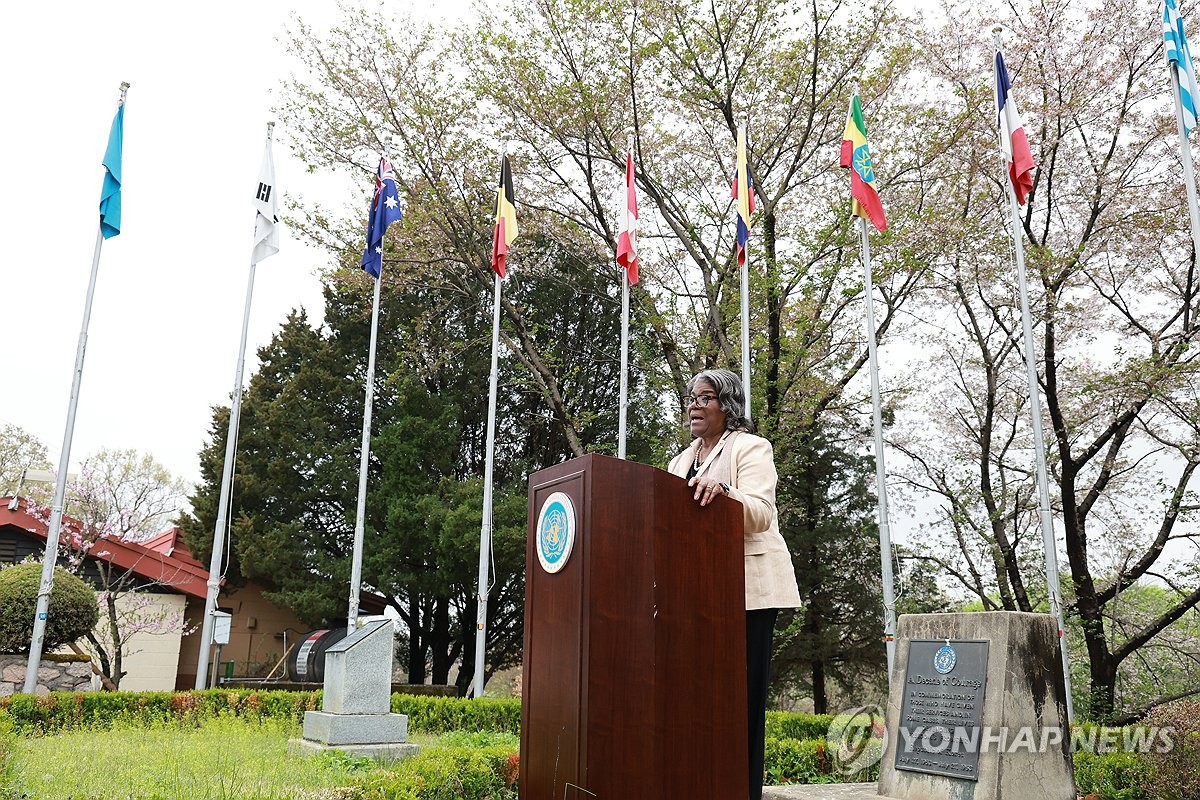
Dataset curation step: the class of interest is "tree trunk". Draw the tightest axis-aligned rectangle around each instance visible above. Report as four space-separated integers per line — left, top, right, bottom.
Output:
763 210 782 426
406 597 426 683
105 591 122 690
429 596 454 684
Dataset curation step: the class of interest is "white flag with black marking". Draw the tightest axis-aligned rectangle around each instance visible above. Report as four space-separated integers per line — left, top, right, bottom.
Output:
251 130 280 264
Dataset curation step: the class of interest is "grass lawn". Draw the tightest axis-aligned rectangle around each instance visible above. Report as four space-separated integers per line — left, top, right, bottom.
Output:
4 715 445 800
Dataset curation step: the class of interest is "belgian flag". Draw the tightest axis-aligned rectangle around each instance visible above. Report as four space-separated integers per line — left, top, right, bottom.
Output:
491 155 518 277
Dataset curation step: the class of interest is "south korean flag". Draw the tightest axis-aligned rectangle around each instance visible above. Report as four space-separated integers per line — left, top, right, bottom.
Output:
251 126 280 265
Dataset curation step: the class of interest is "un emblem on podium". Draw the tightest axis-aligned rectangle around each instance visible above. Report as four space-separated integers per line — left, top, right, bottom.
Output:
536 491 576 574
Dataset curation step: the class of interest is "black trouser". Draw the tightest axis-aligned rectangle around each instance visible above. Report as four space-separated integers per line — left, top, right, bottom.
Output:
746 608 778 800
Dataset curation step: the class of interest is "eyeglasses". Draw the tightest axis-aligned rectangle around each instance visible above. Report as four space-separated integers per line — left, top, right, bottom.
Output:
684 394 717 407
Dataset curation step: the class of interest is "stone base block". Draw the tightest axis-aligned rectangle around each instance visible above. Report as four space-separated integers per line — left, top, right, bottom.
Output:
303 710 409 745
289 737 421 761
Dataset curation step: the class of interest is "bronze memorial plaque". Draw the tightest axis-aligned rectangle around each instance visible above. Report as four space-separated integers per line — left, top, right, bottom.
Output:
894 639 990 781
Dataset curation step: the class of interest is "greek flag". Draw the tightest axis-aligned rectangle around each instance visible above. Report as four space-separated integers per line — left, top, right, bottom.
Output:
1165 0 1200 134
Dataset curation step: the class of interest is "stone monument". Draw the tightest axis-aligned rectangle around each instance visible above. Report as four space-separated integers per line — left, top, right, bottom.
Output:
290 619 420 760
877 611 1074 800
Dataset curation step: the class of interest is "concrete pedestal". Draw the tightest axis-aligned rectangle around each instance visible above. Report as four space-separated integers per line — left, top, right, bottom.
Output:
291 619 420 763
877 612 1074 800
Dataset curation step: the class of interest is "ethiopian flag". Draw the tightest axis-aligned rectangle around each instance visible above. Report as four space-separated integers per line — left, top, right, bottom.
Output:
840 95 887 232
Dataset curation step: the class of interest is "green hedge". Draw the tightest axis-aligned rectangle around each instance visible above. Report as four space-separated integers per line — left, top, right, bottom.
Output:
0 689 525 736
391 695 520 735
1074 751 1151 799
765 711 834 741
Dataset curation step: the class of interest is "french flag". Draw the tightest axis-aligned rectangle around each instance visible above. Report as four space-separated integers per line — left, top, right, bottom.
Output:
996 50 1035 205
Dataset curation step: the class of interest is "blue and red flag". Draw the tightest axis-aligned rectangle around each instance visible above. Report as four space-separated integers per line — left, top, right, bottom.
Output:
361 156 403 278
732 125 756 265
995 51 1035 206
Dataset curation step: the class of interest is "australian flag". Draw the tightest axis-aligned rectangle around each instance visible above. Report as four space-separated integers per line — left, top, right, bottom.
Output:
361 156 403 278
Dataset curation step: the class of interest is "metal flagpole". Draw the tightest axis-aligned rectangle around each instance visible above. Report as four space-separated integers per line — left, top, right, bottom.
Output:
618 275 630 459
347 271 384 634
474 272 503 698
196 122 278 687
618 137 634 459
1168 60 1200 261
25 82 128 694
995 32 1075 723
194 215 259 687
739 123 752 420
858 216 897 680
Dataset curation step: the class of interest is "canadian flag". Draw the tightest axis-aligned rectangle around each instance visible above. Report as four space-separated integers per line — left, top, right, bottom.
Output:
616 150 639 284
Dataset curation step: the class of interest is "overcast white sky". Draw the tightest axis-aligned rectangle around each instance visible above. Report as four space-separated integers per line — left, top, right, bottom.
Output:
0 1 476 491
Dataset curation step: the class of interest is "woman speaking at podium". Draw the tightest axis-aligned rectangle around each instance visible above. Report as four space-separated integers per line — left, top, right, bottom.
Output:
667 368 801 800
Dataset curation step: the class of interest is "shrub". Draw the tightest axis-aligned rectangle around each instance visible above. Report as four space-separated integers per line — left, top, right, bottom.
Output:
392 695 520 735
1143 699 1200 800
359 744 517 800
0 689 523 737
765 712 832 741
0 711 16 793
764 738 832 785
0 563 99 654
1073 751 1150 799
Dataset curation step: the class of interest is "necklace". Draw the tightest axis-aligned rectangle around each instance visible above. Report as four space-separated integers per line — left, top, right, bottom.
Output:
693 442 705 472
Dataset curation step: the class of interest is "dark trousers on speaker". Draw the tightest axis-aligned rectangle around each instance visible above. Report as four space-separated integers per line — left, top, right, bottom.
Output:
746 608 778 800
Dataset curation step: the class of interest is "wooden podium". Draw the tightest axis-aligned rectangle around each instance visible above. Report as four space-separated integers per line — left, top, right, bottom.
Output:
520 454 748 799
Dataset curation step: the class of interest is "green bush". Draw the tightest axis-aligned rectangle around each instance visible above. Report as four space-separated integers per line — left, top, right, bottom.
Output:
391 695 520 735
764 738 832 785
0 711 16 794
1143 699 1200 800
0 689 522 737
0 563 99 654
1073 751 1151 799
765 712 833 741
359 745 518 800
0 688 320 733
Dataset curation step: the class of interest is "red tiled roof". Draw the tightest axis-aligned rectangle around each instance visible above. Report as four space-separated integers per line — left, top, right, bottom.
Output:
0 497 211 599
141 527 206 570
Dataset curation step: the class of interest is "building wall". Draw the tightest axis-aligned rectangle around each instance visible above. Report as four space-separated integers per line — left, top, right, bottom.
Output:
98 592 187 692
175 582 310 689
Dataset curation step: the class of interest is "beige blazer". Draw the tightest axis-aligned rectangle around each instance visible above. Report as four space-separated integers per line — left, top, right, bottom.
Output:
668 431 801 611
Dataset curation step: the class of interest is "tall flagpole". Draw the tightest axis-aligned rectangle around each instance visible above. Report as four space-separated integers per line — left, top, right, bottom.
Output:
25 82 129 694
474 145 514 698
618 274 631 458
995 30 1074 723
858 216 897 679
196 122 279 688
474 271 503 698
738 123 753 420
617 136 634 459
347 272 383 634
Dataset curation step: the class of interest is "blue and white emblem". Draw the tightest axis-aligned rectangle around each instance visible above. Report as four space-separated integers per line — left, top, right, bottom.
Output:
536 491 576 574
933 644 957 675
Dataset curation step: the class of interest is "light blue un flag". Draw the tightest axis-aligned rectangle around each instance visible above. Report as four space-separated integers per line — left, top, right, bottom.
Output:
98 104 124 239
1165 0 1200 134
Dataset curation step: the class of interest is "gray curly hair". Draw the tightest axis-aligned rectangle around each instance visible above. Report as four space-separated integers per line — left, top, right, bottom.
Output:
686 368 753 432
